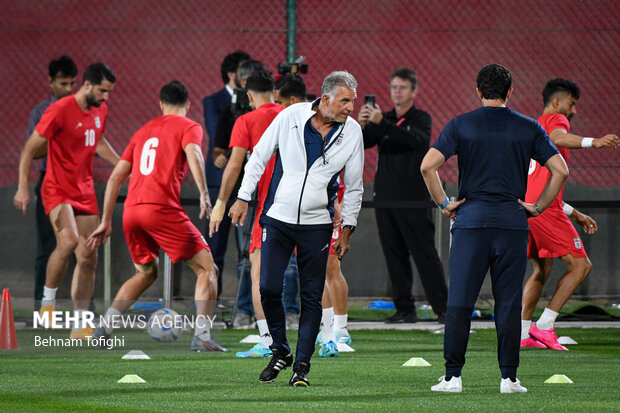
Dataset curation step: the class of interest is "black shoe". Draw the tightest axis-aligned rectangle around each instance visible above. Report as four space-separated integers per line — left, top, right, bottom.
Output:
259 348 293 383
385 310 418 324
289 361 310 387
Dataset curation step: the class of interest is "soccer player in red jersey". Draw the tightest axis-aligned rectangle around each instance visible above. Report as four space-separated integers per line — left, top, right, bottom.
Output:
14 62 120 340
521 79 619 350
87 80 226 351
317 182 352 358
209 71 284 357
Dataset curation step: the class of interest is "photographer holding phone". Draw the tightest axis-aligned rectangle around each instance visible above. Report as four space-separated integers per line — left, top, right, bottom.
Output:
359 67 447 324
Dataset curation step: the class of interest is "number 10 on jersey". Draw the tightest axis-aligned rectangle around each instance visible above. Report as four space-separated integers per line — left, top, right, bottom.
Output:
84 129 96 147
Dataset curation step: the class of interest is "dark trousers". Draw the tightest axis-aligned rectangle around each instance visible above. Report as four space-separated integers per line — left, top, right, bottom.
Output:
34 172 56 310
375 207 448 315
444 228 528 380
259 216 332 364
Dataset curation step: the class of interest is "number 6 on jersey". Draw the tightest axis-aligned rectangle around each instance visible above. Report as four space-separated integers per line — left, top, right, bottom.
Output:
140 137 159 175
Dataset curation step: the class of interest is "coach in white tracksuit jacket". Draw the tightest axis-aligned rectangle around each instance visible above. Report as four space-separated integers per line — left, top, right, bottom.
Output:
229 71 364 384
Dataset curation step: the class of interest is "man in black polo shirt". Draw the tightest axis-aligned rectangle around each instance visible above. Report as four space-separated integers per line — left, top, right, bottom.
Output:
359 67 447 324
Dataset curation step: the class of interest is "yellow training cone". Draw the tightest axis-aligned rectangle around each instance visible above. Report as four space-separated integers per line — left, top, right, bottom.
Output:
544 374 573 384
402 357 431 367
117 374 146 383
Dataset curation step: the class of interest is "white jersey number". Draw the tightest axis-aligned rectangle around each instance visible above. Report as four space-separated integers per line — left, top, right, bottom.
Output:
84 129 96 147
139 137 159 175
528 159 537 175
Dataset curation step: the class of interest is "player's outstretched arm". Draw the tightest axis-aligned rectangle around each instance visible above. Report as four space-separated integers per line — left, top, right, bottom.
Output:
14 131 47 215
420 148 465 219
550 129 619 150
96 136 121 166
184 142 211 220
86 160 131 250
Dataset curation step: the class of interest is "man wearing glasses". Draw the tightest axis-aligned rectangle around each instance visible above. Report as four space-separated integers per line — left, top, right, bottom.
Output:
359 67 448 325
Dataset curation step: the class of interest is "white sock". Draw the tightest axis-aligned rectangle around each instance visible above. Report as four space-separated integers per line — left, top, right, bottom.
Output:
102 307 121 334
536 308 558 330
334 314 348 332
257 319 272 347
521 320 532 340
195 314 211 341
322 307 335 344
42 286 57 307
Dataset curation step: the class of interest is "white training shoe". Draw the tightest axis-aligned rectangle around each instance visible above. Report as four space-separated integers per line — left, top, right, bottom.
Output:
500 377 528 393
431 375 462 393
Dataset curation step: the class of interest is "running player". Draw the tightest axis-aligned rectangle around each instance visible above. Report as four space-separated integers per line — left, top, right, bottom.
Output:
14 62 120 340
521 79 619 350
88 80 226 352
208 71 284 357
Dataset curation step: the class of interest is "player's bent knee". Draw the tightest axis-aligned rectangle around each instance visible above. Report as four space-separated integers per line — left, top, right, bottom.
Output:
134 258 158 277
579 259 593 278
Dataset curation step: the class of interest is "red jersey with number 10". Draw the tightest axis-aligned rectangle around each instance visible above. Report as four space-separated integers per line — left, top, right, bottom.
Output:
36 95 108 212
121 115 203 209
525 113 570 210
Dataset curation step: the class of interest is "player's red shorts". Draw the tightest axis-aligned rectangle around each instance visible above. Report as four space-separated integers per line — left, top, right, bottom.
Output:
329 225 341 255
41 183 98 216
123 204 210 264
527 206 588 259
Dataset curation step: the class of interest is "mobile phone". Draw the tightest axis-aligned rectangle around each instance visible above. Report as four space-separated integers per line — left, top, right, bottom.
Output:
364 94 375 107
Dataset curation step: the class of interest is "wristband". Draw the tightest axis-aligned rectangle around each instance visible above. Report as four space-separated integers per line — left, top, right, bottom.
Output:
563 203 574 216
534 203 543 215
438 198 450 209
581 137 593 148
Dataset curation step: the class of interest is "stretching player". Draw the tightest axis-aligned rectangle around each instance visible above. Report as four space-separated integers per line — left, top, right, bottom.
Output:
14 63 120 340
209 71 284 357
521 79 619 350
88 80 226 352
318 183 351 358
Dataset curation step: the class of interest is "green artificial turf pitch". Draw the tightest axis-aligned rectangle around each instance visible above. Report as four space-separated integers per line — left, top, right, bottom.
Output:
1 328 619 412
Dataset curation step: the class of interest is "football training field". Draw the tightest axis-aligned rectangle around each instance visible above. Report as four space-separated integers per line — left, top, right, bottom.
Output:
2 327 619 412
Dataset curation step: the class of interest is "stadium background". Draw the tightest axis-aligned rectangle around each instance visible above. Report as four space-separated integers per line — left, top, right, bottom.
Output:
1 0 618 302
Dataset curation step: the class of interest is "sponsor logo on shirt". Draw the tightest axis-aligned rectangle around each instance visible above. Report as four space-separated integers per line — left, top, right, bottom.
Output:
573 237 582 249
75 122 83 129
94 116 101 129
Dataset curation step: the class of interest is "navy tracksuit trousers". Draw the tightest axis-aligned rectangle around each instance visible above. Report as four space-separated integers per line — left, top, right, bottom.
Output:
259 215 332 365
444 228 528 380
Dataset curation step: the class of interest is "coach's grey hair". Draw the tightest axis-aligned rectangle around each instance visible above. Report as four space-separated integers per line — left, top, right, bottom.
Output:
321 71 357 98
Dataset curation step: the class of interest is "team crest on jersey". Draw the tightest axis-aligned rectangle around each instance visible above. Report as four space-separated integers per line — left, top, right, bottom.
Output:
573 237 582 249
262 228 267 242
94 116 101 129
334 134 343 145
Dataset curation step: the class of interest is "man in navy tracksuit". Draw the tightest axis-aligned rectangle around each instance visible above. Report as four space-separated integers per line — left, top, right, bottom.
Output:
420 64 568 394
229 71 364 387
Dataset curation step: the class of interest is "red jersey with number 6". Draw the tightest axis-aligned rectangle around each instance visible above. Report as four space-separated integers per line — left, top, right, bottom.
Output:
36 95 108 214
121 115 203 208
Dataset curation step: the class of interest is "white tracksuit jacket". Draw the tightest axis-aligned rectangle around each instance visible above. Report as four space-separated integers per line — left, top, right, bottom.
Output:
237 101 364 227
